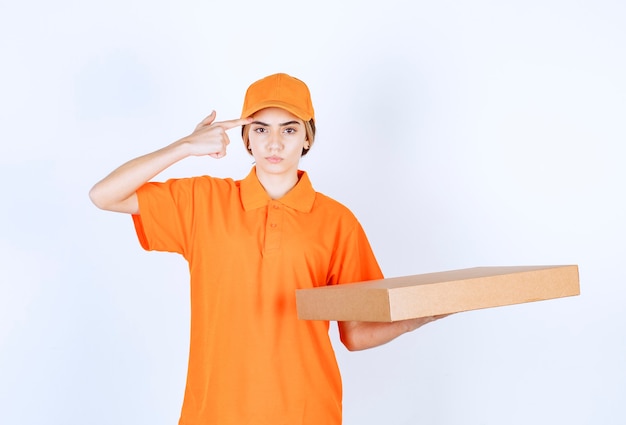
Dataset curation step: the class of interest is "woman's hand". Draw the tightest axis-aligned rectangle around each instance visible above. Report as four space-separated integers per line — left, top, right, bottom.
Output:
338 314 451 351
183 111 252 158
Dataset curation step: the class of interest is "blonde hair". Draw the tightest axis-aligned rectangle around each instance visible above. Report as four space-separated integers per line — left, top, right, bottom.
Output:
241 119 316 157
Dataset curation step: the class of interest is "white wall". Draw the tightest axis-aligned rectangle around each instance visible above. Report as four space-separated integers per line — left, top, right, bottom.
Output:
1 1 624 424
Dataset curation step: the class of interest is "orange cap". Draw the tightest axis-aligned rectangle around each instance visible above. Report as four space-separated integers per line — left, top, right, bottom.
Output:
241 73 315 121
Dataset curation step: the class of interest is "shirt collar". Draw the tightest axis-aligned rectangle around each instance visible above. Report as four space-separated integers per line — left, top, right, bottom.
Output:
240 167 316 213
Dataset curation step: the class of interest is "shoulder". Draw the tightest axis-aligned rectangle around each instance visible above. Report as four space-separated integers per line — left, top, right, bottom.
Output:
314 191 351 211
139 175 239 204
146 175 236 190
313 191 360 225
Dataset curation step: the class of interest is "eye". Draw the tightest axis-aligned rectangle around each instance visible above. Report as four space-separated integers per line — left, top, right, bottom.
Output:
253 127 268 134
283 127 297 134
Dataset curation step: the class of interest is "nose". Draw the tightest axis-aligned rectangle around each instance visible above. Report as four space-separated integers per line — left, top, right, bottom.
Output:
268 132 283 151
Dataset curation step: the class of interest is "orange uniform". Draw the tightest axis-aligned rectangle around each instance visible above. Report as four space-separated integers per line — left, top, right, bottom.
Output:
132 167 383 425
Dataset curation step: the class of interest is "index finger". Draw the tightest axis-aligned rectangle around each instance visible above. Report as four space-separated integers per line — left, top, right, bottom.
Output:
213 117 254 131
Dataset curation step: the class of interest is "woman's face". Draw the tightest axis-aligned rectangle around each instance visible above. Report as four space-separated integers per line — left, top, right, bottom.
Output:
248 107 309 179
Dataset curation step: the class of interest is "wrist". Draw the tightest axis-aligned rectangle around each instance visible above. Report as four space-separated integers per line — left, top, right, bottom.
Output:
169 137 196 158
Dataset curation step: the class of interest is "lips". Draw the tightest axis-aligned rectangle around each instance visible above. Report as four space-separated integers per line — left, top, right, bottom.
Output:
266 156 282 164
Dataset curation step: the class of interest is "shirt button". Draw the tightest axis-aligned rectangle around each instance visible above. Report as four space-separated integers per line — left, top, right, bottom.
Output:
272 204 280 209
270 223 277 228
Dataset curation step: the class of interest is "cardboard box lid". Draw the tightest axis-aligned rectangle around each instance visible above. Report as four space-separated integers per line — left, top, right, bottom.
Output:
296 265 580 322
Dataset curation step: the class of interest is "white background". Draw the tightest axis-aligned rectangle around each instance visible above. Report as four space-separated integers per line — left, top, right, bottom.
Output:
1 1 624 424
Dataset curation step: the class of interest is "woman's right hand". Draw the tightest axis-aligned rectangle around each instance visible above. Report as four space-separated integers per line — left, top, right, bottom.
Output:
183 111 252 158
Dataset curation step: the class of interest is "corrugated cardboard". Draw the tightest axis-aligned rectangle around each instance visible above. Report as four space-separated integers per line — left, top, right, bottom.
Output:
296 265 580 322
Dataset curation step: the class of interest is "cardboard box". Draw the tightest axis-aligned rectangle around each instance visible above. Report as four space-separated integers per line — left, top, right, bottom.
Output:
296 265 580 322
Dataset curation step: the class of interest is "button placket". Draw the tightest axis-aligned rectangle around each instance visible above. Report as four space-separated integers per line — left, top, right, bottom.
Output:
265 201 283 251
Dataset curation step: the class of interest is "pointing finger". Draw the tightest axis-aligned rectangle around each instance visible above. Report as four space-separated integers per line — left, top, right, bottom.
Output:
214 117 254 131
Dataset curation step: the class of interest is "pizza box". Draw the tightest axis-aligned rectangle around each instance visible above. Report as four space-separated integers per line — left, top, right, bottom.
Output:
296 265 580 322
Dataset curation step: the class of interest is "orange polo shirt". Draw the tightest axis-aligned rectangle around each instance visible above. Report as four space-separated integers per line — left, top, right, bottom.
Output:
132 167 383 425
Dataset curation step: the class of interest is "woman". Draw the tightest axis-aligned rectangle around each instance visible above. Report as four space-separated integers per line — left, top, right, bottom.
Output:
89 73 442 425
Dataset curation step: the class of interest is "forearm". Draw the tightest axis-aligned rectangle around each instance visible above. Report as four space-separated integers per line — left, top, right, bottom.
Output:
338 316 446 351
89 138 191 213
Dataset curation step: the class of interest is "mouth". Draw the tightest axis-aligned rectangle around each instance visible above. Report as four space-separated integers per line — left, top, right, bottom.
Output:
266 156 282 164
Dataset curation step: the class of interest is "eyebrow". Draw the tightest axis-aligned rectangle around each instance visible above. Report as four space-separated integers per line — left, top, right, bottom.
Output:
250 120 301 127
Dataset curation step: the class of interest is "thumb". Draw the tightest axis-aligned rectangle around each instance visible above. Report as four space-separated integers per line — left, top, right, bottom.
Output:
195 110 217 130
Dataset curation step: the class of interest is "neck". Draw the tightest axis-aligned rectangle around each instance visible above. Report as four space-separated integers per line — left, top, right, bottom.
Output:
256 169 299 200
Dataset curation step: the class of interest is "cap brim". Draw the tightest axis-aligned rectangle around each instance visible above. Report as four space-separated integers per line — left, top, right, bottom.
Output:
241 100 313 121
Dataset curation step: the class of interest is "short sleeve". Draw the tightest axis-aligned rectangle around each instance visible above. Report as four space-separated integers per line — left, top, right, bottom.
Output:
132 178 195 256
328 220 384 286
